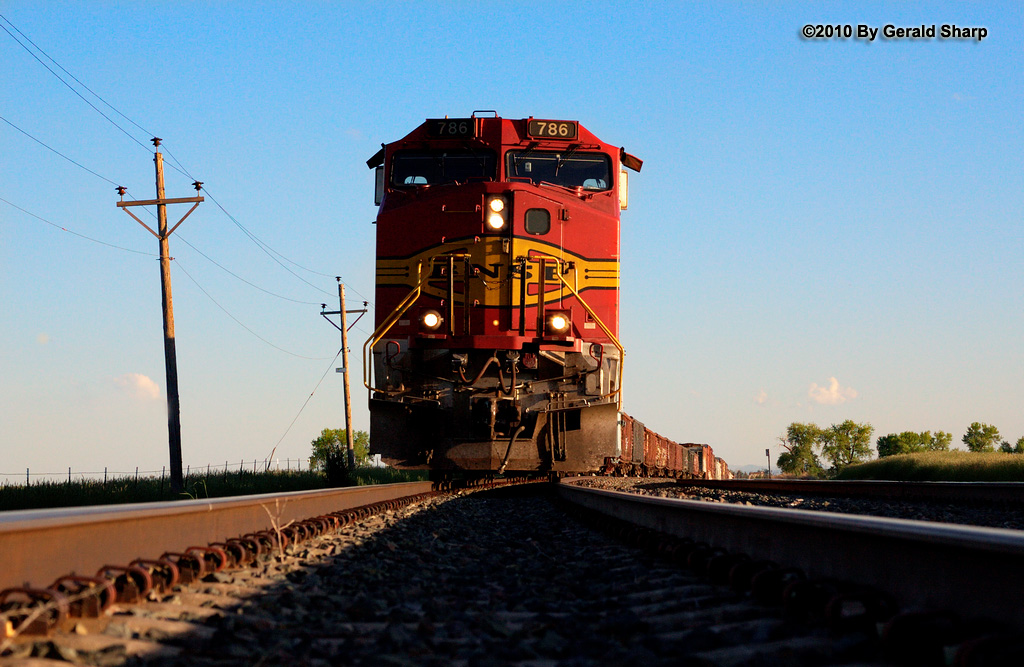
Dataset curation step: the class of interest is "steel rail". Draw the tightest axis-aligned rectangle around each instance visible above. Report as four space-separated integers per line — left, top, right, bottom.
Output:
557 479 1024 630
0 482 432 591
678 478 1024 504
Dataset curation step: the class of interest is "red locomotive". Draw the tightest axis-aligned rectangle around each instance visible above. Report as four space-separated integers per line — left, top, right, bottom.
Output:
363 113 729 479
363 112 727 481
364 113 640 477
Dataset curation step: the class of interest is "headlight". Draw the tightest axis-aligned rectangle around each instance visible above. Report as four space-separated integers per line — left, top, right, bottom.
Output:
545 310 571 335
485 196 507 230
420 310 443 330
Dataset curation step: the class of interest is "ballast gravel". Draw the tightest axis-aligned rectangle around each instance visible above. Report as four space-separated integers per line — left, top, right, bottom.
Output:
572 478 1024 531
7 487 877 666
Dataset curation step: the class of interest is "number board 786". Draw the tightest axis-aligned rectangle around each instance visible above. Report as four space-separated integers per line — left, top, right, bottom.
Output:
526 119 579 141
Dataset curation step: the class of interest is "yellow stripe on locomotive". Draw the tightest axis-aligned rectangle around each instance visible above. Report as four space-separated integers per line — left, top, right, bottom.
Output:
376 237 618 310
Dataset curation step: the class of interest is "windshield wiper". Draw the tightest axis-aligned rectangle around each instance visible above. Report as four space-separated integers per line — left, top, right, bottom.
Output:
512 142 540 177
554 143 581 176
460 142 493 179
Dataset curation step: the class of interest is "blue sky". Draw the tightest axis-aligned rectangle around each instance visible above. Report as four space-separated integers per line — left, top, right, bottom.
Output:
1 2 1021 480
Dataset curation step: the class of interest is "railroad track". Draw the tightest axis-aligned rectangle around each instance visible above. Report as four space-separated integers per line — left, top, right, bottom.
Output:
677 478 1024 504
559 477 1024 664
0 483 435 651
0 482 435 593
3 478 1022 664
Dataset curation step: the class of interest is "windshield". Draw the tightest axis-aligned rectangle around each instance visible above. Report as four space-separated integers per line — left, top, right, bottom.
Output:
391 149 496 186
506 150 612 191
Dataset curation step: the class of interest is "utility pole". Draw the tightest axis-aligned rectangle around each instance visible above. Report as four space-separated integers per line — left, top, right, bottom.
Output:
321 280 368 470
117 138 203 494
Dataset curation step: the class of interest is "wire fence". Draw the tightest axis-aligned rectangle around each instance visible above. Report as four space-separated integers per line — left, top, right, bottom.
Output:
0 458 310 486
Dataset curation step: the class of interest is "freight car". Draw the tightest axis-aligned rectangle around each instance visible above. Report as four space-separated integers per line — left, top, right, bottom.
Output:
615 413 729 479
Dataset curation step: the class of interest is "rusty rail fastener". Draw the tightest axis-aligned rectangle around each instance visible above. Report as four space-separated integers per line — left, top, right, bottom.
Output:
186 546 228 574
96 564 153 603
159 552 204 585
48 575 116 618
129 558 180 593
0 587 70 636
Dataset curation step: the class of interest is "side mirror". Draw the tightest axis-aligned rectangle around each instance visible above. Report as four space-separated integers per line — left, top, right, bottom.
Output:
374 166 385 206
618 169 628 210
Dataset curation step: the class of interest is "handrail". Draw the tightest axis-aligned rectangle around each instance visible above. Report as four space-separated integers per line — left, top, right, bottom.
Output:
362 252 474 394
364 253 624 408
362 260 429 392
554 268 625 409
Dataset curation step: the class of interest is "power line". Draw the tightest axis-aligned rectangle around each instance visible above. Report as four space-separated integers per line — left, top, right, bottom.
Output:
0 15 152 154
138 143 370 299
0 115 338 306
0 13 152 138
174 258 332 360
266 347 343 464
0 195 157 256
1 13 374 308
202 190 337 297
0 114 121 187
177 235 323 305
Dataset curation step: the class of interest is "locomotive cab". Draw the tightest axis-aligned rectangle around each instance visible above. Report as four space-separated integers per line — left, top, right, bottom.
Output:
364 113 641 476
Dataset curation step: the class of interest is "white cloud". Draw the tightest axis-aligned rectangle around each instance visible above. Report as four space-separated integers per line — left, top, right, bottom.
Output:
753 390 768 406
114 373 161 400
808 377 857 405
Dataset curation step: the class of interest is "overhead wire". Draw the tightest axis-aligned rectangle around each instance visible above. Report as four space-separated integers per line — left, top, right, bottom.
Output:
265 347 343 464
0 114 121 187
203 191 338 298
150 145 376 305
0 15 152 154
3 12 377 372
4 13 378 469
0 114 333 307
0 196 157 257
173 259 332 360
0 14 151 139
1 186 358 359
176 235 323 305
1 12 372 306
4 14 386 468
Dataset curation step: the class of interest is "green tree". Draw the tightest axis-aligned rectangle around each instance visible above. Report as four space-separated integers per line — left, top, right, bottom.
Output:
962 422 1001 453
309 428 370 475
820 420 874 473
931 431 953 451
875 434 903 457
999 437 1024 454
876 431 952 457
776 422 825 477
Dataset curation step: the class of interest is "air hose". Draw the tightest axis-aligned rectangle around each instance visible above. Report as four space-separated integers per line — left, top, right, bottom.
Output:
497 425 526 475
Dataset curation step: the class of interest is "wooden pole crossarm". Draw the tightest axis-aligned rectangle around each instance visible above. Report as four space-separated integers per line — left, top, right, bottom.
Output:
116 195 204 207
118 206 161 239
166 200 202 237
117 197 204 239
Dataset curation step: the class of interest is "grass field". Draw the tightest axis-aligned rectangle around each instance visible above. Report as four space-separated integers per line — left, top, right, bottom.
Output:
838 451 1024 482
0 467 428 512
